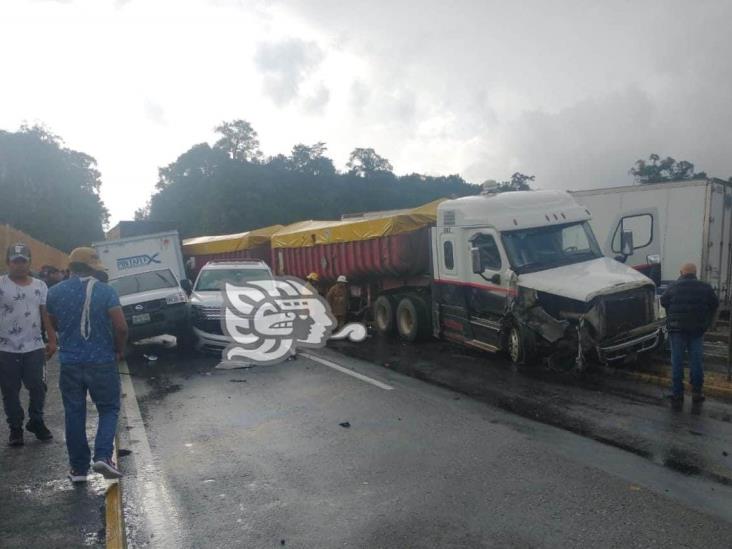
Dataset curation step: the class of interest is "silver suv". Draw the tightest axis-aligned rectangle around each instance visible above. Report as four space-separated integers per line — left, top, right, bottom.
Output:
189 260 273 353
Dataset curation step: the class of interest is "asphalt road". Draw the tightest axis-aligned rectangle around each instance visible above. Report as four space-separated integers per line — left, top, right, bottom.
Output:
117 336 732 549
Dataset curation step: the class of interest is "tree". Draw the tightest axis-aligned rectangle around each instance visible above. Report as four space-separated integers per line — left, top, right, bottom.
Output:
346 147 393 177
492 172 535 193
213 119 262 163
288 142 336 177
630 154 706 184
0 124 108 251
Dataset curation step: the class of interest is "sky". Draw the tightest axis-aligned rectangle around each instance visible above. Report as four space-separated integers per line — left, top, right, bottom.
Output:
1 0 731 227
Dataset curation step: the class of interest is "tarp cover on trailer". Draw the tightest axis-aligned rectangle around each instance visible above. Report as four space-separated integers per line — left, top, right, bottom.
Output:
182 224 284 255
270 199 444 249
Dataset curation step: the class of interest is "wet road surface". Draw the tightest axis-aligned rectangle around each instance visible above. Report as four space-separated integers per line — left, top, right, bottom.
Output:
119 338 732 548
0 358 108 548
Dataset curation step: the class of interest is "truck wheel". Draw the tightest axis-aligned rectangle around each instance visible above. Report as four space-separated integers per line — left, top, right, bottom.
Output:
373 295 396 335
506 322 535 366
396 296 430 342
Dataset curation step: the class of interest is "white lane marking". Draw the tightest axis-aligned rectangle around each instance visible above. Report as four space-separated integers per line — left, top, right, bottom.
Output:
119 361 184 546
300 352 394 391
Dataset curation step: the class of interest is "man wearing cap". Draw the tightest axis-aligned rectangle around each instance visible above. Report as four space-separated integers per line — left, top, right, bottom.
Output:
660 262 719 406
47 247 128 482
326 275 349 329
0 243 58 446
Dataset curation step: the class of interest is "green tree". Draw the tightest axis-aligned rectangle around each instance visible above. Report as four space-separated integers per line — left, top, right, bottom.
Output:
346 147 394 177
630 154 706 184
490 172 535 193
0 124 107 251
288 142 336 176
213 119 262 163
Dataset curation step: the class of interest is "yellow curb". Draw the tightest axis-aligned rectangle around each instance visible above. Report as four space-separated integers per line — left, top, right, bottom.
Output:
106 437 126 549
611 368 732 401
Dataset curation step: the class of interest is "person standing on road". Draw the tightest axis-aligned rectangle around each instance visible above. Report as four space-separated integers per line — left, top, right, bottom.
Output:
326 275 349 329
47 248 128 482
660 262 719 404
0 243 57 446
305 272 320 295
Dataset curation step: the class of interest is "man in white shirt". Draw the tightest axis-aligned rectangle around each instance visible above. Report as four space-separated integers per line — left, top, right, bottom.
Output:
0 243 57 446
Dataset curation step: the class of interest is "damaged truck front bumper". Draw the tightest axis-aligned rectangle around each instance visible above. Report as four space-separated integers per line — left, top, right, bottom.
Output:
595 322 665 363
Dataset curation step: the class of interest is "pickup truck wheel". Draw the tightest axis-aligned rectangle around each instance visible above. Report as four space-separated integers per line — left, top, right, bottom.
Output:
374 295 396 335
396 296 430 342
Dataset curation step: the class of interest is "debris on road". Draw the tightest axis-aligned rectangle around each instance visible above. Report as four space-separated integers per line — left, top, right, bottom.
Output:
229 379 248 383
339 422 351 428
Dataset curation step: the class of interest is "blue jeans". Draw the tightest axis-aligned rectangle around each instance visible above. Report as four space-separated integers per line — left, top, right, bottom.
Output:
668 332 704 397
59 362 120 473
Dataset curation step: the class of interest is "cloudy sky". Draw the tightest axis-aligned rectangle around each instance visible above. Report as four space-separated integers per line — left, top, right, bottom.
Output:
2 0 731 226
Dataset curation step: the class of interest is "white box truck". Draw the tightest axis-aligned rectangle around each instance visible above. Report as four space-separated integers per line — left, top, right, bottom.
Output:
572 178 732 302
92 231 193 348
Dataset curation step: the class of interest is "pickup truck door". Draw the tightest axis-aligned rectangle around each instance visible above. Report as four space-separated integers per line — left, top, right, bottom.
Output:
465 230 510 347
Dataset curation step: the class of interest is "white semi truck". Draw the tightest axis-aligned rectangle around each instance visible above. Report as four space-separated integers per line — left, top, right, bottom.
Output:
274 190 666 367
92 231 193 348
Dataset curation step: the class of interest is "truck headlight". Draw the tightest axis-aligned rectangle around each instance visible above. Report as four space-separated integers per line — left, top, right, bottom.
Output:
166 292 188 305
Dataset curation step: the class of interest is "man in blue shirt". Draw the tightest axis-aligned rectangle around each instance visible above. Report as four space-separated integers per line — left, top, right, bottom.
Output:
47 247 128 482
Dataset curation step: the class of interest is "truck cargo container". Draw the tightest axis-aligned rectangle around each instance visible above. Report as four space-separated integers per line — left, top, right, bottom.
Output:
182 224 283 279
572 178 732 303
274 193 664 366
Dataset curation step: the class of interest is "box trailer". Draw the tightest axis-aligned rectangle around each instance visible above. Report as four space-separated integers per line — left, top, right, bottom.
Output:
273 194 664 367
572 178 732 302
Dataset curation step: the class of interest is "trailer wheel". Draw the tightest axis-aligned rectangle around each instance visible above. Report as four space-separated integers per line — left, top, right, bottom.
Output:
396 295 430 342
506 321 536 366
373 295 396 335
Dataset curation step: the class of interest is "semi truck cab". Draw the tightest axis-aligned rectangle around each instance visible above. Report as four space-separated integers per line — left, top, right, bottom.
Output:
430 190 664 366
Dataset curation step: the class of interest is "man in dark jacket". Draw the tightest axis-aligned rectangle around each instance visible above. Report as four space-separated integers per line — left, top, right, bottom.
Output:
660 263 719 403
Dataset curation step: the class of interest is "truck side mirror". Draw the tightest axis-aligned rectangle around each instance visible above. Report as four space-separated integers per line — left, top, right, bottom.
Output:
471 247 482 274
620 230 634 257
180 279 192 295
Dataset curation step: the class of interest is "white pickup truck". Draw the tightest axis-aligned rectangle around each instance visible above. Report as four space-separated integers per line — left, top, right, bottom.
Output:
93 231 193 348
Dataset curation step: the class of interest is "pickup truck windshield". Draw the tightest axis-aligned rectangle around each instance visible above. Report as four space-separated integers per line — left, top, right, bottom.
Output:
502 221 603 274
195 269 272 291
109 269 179 297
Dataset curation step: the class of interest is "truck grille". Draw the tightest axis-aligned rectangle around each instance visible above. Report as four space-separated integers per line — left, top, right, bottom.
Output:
122 299 167 317
602 288 653 338
192 305 224 335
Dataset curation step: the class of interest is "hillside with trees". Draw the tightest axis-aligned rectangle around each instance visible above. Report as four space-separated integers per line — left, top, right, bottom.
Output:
138 120 481 237
0 125 108 251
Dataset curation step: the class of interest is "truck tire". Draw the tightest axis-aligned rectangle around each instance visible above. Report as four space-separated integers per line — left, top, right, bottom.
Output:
373 295 396 335
506 321 536 366
396 295 430 342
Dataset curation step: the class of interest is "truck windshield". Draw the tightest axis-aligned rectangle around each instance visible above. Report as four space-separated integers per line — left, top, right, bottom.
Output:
109 269 179 297
194 268 272 291
502 221 603 274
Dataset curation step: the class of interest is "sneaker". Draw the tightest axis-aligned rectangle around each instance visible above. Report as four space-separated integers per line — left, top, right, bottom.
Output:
692 392 706 403
8 428 24 447
68 470 88 483
26 420 53 441
92 458 122 479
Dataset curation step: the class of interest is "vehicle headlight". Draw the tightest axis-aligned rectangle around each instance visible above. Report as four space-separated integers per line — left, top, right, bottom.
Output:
166 292 188 305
